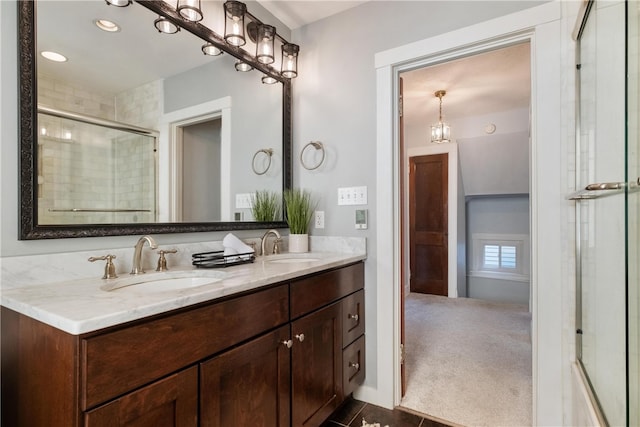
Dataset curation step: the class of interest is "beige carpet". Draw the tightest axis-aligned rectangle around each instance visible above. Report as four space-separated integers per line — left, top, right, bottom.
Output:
400 293 532 427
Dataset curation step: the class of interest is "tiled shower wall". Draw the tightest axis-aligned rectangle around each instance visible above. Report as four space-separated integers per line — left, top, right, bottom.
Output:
37 73 160 224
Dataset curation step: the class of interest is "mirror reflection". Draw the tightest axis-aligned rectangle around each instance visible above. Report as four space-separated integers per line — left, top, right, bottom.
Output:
26 0 288 235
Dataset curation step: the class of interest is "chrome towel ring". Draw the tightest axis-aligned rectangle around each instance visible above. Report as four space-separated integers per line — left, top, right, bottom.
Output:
252 148 273 175
300 141 325 170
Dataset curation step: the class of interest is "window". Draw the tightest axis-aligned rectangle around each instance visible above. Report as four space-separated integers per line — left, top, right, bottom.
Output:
471 233 529 282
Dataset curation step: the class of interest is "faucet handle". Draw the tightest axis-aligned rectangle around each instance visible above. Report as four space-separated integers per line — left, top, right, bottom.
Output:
273 238 281 255
156 249 178 272
88 254 118 279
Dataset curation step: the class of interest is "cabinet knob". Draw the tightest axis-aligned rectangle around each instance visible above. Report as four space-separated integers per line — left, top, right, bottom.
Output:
349 362 360 371
295 333 305 342
282 339 293 348
348 313 359 322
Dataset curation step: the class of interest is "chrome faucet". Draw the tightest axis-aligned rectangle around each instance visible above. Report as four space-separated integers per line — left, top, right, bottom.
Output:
261 229 281 256
131 235 158 274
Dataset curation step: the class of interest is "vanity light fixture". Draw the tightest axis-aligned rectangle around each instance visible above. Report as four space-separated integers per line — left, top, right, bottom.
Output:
95 19 120 32
154 16 180 34
262 75 277 85
41 51 67 62
224 1 247 47
235 60 253 72
256 24 276 64
177 0 203 23
105 0 131 7
430 90 451 144
202 43 223 56
281 43 299 78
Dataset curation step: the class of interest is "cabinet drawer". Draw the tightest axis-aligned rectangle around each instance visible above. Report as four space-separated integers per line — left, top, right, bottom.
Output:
342 335 365 396
290 262 364 319
342 290 364 347
82 284 289 410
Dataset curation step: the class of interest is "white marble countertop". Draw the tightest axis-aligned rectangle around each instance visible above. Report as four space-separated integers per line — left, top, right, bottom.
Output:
1 251 366 335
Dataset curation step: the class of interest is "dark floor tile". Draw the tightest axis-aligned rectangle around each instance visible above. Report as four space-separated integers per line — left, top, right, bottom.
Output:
349 403 423 427
327 397 366 425
419 417 451 427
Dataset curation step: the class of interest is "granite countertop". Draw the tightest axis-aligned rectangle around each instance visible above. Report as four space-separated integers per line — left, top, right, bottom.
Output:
1 251 366 335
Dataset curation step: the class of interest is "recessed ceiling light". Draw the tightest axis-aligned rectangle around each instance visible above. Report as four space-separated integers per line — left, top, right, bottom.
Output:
41 51 67 62
95 19 120 32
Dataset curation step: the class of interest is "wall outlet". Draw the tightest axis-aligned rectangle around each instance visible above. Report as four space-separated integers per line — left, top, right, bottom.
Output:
314 211 325 229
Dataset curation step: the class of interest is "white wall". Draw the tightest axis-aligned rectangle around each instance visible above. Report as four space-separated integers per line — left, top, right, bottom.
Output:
0 1 597 425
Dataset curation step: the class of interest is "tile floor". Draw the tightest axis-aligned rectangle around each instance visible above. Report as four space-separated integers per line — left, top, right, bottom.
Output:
321 398 451 427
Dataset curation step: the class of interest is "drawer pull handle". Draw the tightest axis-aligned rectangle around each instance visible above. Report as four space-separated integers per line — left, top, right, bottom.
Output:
349 362 360 370
295 333 305 342
348 313 359 322
282 339 293 348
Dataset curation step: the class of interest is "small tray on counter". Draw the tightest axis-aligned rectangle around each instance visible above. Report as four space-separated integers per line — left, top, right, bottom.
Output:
192 250 256 268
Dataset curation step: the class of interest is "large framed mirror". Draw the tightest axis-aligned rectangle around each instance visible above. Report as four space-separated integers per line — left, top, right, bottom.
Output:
18 0 292 239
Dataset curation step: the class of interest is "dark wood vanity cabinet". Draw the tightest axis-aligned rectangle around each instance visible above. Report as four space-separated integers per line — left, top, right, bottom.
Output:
1 261 365 427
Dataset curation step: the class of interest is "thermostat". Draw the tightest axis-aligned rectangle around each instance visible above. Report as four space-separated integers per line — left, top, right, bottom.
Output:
355 209 368 229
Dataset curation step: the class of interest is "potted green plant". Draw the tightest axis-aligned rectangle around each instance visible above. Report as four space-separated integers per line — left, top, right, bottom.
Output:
283 188 315 252
251 190 281 222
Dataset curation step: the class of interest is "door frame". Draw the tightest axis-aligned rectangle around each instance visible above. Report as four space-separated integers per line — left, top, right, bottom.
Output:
362 3 565 426
159 97 232 222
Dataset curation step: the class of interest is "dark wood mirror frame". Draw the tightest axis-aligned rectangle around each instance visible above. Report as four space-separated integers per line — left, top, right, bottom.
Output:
18 0 292 240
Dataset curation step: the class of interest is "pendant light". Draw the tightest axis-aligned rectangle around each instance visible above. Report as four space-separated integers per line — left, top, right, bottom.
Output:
235 60 253 72
256 24 275 64
224 1 247 47
177 0 203 22
430 90 451 144
281 43 299 78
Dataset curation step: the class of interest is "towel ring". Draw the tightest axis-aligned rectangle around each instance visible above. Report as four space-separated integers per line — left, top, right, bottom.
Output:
252 148 273 175
300 141 325 170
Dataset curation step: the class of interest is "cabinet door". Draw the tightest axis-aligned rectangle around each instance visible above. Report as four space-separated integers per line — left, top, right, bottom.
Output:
291 302 343 427
84 366 197 427
200 325 291 427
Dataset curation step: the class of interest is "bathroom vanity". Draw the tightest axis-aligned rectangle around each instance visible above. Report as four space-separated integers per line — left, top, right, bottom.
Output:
1 254 365 427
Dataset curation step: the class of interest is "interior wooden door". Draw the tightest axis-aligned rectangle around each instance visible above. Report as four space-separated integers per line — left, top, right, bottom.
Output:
398 77 407 396
409 154 448 296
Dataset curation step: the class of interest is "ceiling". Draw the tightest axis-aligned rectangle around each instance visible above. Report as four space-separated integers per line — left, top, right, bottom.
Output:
401 42 531 125
36 1 530 120
257 0 368 29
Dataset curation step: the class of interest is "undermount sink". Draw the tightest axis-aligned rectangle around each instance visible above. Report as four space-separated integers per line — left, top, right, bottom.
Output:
100 270 227 293
266 255 321 264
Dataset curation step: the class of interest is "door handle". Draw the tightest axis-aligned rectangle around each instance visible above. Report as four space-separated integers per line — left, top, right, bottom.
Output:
567 178 639 200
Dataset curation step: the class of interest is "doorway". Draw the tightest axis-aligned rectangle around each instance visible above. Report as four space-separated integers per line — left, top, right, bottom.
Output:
398 42 533 425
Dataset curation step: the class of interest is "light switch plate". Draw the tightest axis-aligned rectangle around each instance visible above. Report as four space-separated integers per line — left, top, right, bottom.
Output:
235 193 253 209
338 186 368 206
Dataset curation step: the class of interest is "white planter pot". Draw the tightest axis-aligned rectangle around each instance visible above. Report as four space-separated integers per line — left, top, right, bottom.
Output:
288 234 309 253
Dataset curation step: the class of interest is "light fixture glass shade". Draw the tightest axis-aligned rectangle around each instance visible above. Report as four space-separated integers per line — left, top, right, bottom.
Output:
430 90 451 143
224 1 247 47
105 0 131 7
431 122 451 144
262 75 277 84
202 43 223 56
281 43 299 78
177 0 203 22
256 24 275 64
154 16 180 34
234 60 253 72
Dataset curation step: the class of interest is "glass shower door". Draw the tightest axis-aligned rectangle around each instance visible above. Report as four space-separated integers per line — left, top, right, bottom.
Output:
627 1 640 425
573 1 631 425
